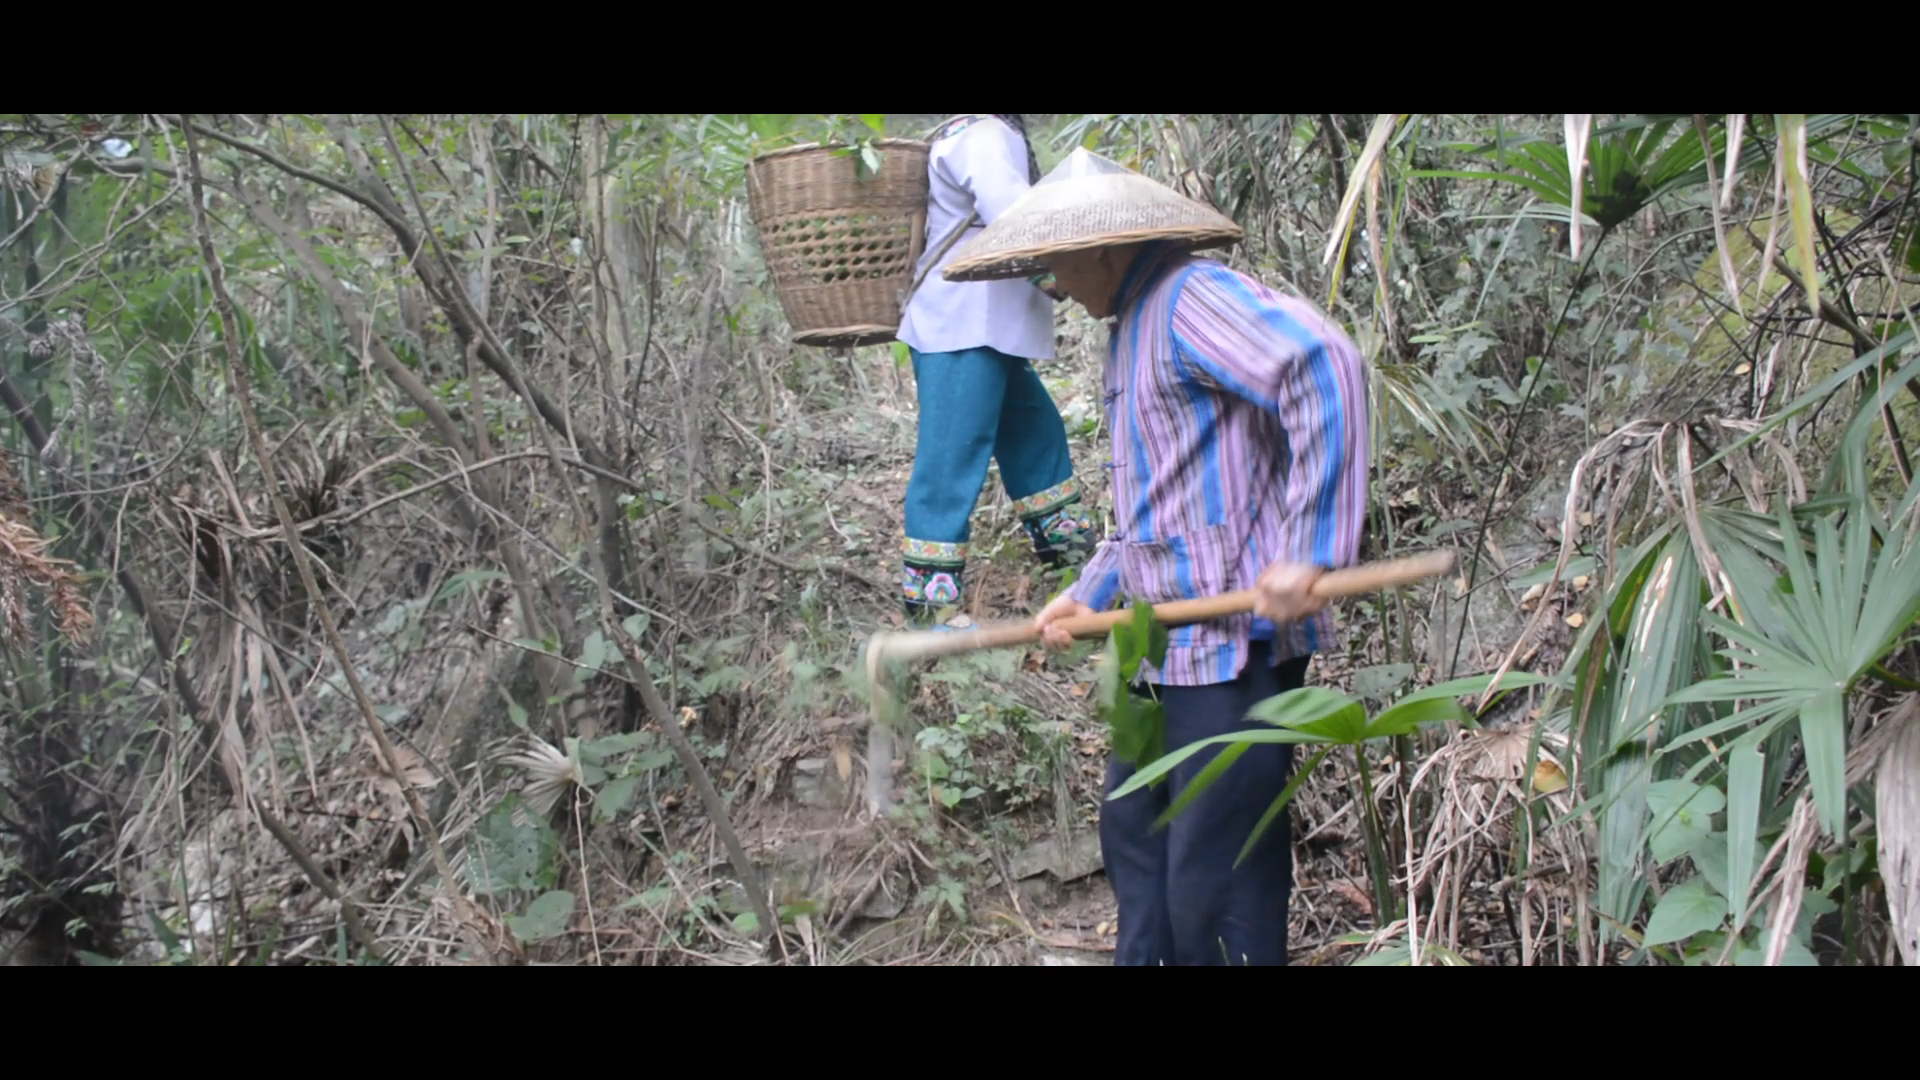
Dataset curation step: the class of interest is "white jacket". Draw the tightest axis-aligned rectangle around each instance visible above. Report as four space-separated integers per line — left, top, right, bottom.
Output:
895 115 1055 361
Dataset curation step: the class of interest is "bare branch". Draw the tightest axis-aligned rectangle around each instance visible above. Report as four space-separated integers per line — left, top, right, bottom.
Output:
181 117 499 966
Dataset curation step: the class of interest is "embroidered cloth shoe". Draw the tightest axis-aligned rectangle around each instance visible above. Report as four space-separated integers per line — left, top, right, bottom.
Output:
1024 500 1098 570
903 561 966 629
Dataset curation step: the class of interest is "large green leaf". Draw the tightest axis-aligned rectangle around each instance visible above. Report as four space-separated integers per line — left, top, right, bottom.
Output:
1703 529 1796 646
1394 670 1557 709
1643 879 1727 946
506 890 576 944
594 776 641 825
1601 114 1871 187
1799 690 1849 840
1724 739 1766 926
1850 469 1920 671
1366 696 1469 739
1135 665 1548 865
1660 448 1920 849
1234 745 1334 866
1108 727 1331 800
1767 513 1840 675
1645 780 1726 865
1690 832 1769 904
1778 115 1821 317
1152 739 1254 830
1592 531 1703 932
1099 636 1161 769
1284 702 1371 744
468 794 560 896
1418 116 1773 238
1246 685 1367 738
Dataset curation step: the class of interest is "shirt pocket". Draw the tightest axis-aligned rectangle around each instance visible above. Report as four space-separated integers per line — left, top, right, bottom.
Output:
1117 520 1246 606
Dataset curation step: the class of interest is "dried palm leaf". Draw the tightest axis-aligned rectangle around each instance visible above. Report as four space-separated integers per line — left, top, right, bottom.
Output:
1695 114 1744 316
1321 114 1403 306
1459 724 1570 794
1778 114 1820 317
499 735 582 817
1563 115 1593 260
1873 697 1920 965
0 506 94 648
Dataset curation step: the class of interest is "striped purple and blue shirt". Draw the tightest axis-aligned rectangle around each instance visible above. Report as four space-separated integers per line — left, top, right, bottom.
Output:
1064 251 1370 687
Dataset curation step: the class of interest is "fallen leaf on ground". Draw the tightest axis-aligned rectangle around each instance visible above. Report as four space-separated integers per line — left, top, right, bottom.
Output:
1532 760 1569 794
1330 881 1373 914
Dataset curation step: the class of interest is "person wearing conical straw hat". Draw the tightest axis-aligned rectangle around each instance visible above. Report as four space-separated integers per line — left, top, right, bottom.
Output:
893 114 1098 628
946 148 1370 966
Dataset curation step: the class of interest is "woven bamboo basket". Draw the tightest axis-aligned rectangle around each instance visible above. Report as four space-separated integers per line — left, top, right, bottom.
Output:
745 139 931 348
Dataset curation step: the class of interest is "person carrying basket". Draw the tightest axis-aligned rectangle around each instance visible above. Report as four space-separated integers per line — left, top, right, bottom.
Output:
894 114 1098 627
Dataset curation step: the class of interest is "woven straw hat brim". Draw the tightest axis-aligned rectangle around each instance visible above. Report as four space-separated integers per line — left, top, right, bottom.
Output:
942 172 1243 283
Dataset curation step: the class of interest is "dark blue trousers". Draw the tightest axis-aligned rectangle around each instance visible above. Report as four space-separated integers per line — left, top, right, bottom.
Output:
1100 642 1309 966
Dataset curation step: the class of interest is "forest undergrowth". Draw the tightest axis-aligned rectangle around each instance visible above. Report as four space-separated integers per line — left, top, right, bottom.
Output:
1 113 1915 966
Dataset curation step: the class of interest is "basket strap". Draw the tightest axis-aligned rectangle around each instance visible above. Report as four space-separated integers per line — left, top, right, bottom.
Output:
899 115 1033 312
899 211 981 311
928 114 989 142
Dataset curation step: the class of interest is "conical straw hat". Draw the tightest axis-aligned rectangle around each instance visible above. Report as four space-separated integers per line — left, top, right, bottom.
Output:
942 148 1243 283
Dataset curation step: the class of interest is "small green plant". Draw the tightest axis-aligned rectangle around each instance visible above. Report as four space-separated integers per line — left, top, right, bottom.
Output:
618 852 748 946
913 648 1068 812
1627 775 1840 966
468 793 576 948
876 796 986 934
1097 601 1171 774
825 114 890 180
913 870 971 933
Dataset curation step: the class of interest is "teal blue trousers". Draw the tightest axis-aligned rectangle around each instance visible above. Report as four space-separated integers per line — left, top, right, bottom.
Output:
902 346 1092 613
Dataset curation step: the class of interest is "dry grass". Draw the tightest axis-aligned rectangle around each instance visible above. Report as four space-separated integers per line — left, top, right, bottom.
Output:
5 113 1912 967
0 451 91 648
